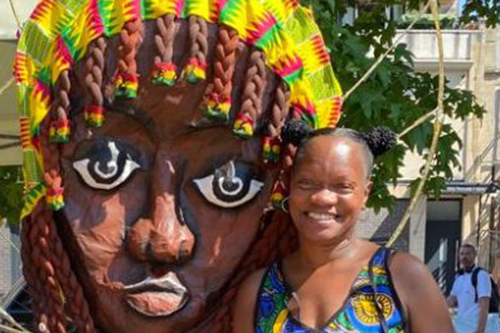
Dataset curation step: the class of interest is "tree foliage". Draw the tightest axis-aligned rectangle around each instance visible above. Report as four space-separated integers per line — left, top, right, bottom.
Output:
462 0 500 28
304 0 487 212
0 0 497 225
0 166 23 227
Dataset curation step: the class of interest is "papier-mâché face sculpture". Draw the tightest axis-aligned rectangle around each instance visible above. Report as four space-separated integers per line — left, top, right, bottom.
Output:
14 1 342 332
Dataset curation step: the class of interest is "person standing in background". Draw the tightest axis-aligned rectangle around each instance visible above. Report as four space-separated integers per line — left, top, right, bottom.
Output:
447 244 500 333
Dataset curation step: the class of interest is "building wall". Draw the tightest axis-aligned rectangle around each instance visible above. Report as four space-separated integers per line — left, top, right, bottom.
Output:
0 40 22 166
0 223 21 299
462 27 500 271
0 223 12 298
355 200 410 253
409 196 427 261
397 23 500 272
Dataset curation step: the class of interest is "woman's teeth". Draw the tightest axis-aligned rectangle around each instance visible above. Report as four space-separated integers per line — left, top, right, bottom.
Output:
307 212 338 220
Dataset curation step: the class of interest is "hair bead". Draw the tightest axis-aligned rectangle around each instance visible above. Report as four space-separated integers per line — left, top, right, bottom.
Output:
183 15 208 83
152 62 177 86
206 92 231 120
262 136 281 164
49 113 70 143
152 14 179 86
184 57 207 83
114 72 139 99
84 105 105 128
115 19 142 99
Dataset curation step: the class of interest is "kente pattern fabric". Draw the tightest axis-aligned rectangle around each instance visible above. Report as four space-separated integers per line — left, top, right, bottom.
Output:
14 0 343 218
255 247 406 333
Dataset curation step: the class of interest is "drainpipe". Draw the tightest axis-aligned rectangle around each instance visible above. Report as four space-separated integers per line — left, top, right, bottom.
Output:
489 197 498 272
493 88 500 182
477 197 482 248
490 86 500 273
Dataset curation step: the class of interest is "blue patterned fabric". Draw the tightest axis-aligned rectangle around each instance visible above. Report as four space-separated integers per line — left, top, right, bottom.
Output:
254 247 406 333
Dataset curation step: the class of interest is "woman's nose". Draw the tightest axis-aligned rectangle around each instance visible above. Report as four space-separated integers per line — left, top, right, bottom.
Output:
310 188 338 206
126 155 195 264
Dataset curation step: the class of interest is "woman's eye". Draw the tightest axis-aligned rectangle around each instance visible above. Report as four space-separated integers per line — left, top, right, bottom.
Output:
337 183 354 190
297 179 319 191
73 140 141 190
193 161 264 208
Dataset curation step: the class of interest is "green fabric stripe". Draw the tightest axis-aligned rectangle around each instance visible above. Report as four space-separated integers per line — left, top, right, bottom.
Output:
17 86 30 118
60 28 79 58
307 68 336 101
282 69 302 84
38 68 51 84
21 23 52 64
254 25 281 50
99 0 115 36
63 0 82 13
263 0 286 26
282 8 317 44
218 0 243 24
23 151 42 183
140 0 148 18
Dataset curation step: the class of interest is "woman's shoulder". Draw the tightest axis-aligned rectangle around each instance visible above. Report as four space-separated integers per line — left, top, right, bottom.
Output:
388 250 431 283
385 249 437 299
386 251 455 332
232 266 275 333
238 267 268 298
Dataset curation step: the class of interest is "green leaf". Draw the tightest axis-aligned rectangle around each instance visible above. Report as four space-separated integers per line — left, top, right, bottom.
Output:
305 0 486 210
0 166 24 227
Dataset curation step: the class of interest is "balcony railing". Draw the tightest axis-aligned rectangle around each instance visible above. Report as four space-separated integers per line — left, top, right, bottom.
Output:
396 29 480 70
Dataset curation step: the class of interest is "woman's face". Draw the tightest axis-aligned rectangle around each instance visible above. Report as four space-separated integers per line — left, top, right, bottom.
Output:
289 136 372 245
54 76 277 332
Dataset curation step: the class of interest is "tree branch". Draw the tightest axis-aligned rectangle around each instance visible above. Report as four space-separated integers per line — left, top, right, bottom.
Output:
388 0 446 247
343 1 431 100
397 108 437 139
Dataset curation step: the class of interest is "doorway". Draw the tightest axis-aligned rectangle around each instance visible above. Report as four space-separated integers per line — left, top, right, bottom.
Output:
425 200 462 295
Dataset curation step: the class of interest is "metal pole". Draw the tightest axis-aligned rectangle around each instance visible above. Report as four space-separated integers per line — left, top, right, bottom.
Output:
489 197 497 272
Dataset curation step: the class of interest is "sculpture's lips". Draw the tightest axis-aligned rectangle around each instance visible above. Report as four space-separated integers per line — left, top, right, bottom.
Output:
124 272 189 317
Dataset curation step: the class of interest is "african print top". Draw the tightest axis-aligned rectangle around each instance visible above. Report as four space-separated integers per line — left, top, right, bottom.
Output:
254 247 407 333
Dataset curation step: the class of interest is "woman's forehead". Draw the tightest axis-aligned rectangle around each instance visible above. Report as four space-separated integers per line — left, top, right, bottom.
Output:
294 136 366 176
301 136 363 160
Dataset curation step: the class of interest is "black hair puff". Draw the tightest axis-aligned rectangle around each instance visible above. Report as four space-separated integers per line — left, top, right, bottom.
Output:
281 119 313 146
363 126 397 157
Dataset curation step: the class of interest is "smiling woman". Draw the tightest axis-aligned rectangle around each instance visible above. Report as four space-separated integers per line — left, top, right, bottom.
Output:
14 1 343 333
233 123 455 333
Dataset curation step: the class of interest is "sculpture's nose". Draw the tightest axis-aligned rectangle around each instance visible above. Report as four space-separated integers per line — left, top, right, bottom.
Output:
126 152 195 264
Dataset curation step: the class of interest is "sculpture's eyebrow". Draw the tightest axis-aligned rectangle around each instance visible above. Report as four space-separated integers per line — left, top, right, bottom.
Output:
104 101 156 134
187 118 229 131
72 100 156 137
99 101 159 141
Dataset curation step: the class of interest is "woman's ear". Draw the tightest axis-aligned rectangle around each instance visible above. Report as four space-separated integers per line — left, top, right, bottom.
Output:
363 180 373 206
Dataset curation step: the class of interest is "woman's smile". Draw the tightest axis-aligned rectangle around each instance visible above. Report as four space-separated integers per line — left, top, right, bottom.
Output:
304 211 342 225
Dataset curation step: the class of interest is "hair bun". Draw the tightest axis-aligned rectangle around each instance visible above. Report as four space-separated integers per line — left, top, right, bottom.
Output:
364 126 397 157
281 119 313 146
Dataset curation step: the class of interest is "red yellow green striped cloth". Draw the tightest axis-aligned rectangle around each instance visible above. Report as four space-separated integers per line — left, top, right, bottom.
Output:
14 0 343 218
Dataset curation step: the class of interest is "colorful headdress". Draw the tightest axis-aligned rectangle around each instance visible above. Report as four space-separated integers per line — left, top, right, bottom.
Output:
14 0 343 218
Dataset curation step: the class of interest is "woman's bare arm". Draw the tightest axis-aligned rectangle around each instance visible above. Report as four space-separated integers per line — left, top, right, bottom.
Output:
390 252 455 333
232 269 266 333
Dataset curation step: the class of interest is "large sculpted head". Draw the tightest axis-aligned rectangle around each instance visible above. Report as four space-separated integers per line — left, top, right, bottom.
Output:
14 1 342 332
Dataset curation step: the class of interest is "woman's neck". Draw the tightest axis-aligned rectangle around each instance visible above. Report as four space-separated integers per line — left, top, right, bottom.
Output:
296 236 358 269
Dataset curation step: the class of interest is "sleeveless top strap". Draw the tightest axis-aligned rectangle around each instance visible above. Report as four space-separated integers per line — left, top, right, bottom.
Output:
254 263 289 332
368 247 390 333
254 247 407 333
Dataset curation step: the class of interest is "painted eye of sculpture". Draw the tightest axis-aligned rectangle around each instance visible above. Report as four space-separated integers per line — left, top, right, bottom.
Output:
193 161 264 208
73 140 141 190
